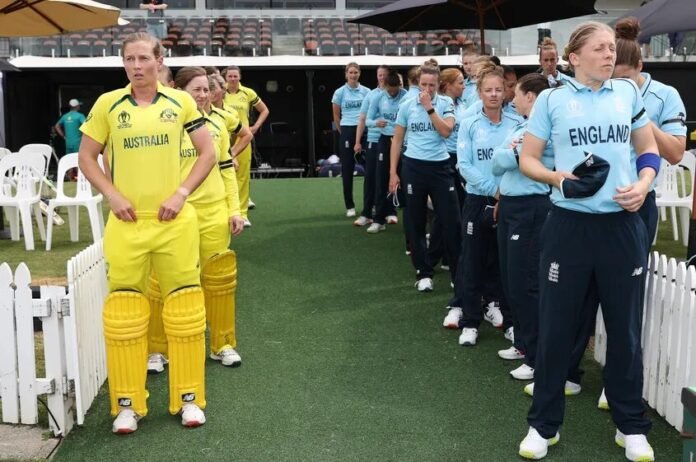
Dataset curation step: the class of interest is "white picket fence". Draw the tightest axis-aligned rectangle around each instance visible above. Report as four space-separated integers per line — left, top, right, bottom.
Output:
595 251 696 432
0 240 108 436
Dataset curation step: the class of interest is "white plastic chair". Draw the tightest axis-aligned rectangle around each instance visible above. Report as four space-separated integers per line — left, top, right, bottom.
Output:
0 147 11 160
655 151 695 246
0 152 46 250
18 144 53 195
45 153 105 251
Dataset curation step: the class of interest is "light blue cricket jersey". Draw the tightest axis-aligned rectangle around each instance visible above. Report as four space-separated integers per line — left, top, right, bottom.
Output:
457 109 520 197
492 120 554 196
629 72 687 186
460 100 523 123
400 86 421 146
545 70 571 88
396 93 455 162
368 88 407 137
332 83 370 126
462 78 479 107
527 76 649 213
360 87 384 143
445 97 469 154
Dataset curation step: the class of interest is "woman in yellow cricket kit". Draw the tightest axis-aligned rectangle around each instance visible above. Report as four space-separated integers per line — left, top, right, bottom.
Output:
223 65 269 227
147 67 253 371
78 32 216 434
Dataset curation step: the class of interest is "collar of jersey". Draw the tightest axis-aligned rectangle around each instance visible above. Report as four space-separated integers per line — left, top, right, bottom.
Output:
639 72 652 97
387 89 406 101
477 107 505 126
123 82 167 105
345 83 363 92
563 76 614 93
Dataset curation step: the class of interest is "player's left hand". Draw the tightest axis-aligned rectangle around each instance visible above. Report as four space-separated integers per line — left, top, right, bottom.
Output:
159 192 185 221
230 215 245 235
614 180 649 212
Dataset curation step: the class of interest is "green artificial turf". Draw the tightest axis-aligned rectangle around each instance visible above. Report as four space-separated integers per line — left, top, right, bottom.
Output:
46 178 682 461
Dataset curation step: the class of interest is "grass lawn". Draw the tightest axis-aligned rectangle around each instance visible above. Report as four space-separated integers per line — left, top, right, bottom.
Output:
40 178 682 462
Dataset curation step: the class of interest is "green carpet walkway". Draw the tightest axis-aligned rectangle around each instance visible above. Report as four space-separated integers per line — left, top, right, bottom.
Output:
53 178 682 462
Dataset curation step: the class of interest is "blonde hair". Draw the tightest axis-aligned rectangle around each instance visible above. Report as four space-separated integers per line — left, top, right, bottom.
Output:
122 32 162 58
476 61 504 91
563 21 614 72
439 68 463 93
209 73 225 91
539 37 558 58
418 60 440 80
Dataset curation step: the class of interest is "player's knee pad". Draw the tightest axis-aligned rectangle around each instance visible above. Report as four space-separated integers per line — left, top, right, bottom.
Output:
202 251 238 353
147 274 167 355
162 286 207 414
103 290 150 417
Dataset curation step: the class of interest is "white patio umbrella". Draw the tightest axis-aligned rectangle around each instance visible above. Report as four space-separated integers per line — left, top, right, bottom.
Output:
0 0 127 37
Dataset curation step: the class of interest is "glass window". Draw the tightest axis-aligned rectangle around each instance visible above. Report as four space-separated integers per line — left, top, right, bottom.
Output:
205 0 334 8
346 0 390 9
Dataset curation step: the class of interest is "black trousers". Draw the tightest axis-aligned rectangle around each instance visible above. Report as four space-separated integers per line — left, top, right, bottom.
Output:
566 191 657 384
401 156 461 280
428 152 466 268
449 194 505 328
339 125 357 209
497 194 550 366
374 134 397 225
360 140 379 219
528 207 651 438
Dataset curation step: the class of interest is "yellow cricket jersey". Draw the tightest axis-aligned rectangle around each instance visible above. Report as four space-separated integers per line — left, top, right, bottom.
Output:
181 106 243 216
81 82 204 213
223 84 260 126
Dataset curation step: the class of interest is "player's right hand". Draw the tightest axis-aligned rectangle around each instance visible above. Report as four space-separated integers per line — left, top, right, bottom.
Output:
109 192 137 222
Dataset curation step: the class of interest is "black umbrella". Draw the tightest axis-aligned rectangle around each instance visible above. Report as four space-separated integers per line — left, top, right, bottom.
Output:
616 0 696 43
348 0 598 53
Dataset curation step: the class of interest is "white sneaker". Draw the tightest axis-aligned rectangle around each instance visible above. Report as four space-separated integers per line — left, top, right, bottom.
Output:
498 346 525 360
210 345 242 367
147 353 168 374
524 381 582 397
510 364 535 380
415 277 433 292
615 430 654 462
180 403 206 427
519 426 559 460
405 250 411 256
366 223 386 234
346 208 356 217
440 264 450 271
247 199 255 209
243 218 252 228
386 215 398 224
112 408 140 434
458 327 478 346
598 388 610 410
504 326 514 343
484 302 503 328
353 216 372 226
442 307 462 329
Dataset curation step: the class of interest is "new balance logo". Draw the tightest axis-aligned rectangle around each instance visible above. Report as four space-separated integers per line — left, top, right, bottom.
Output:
378 153 383 161
632 267 644 276
511 234 520 241
182 393 196 402
548 262 559 283
118 398 132 407
467 222 474 235
407 184 413 195
449 186 455 192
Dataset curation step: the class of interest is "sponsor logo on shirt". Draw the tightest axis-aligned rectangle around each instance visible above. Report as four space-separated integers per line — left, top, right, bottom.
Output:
477 148 493 160
117 111 132 129
344 100 363 110
159 108 178 123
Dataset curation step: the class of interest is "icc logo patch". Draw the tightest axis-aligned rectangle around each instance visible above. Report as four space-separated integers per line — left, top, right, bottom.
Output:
159 108 178 123
566 99 584 118
613 97 627 114
117 111 132 129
